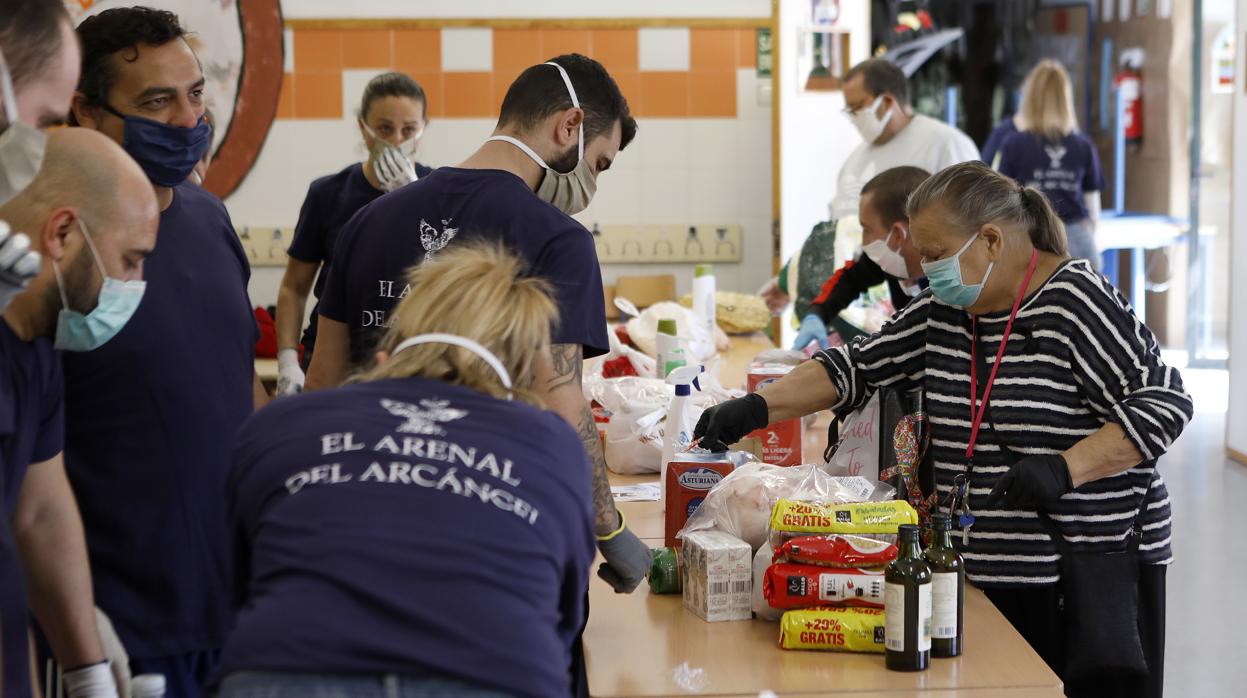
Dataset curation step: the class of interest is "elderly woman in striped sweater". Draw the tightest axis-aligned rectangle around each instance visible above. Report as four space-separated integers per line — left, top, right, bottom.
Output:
697 161 1190 698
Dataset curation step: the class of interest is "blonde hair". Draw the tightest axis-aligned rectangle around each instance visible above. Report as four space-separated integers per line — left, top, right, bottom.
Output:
354 243 557 405
1017 60 1078 142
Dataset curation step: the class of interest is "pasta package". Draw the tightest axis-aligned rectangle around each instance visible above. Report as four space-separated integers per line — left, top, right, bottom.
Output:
779 607 888 653
770 499 917 536
763 563 885 610
773 534 898 568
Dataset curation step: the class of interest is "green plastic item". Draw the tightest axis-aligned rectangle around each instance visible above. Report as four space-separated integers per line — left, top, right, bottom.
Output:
657 318 678 335
695 264 714 278
648 547 681 594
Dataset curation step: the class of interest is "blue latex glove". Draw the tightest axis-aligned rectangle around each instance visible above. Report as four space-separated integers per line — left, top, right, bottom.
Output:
792 313 830 351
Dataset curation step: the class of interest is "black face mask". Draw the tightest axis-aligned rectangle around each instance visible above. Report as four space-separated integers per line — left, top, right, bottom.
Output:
103 104 211 187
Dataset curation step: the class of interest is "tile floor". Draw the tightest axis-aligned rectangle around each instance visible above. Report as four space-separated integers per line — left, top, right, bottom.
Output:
1159 368 1244 696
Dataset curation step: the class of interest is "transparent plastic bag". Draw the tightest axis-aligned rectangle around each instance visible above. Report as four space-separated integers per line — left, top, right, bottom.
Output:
676 461 896 552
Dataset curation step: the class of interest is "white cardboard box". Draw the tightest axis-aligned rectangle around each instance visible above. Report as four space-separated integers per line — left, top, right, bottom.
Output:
682 529 753 622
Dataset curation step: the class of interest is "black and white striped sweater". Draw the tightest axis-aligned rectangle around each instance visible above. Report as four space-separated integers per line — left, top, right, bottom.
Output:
819 259 1193 587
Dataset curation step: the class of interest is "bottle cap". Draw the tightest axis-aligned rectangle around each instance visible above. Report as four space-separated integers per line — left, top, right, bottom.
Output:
695 264 713 277
930 513 952 530
897 524 920 540
657 318 677 335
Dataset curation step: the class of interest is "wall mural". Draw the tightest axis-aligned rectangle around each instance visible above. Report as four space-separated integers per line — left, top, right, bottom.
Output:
65 0 283 198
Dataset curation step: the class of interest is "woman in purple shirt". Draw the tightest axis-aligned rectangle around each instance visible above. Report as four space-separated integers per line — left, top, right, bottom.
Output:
218 244 596 698
996 61 1105 271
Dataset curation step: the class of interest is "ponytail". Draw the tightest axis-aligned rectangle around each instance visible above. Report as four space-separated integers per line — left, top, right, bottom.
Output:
1019 187 1068 256
908 161 1072 260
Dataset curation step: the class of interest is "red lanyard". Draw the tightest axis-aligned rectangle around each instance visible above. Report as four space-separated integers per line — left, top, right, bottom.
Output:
966 249 1039 459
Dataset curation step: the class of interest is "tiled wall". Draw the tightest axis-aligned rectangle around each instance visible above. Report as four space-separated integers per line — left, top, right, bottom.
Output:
278 27 757 120
227 23 773 316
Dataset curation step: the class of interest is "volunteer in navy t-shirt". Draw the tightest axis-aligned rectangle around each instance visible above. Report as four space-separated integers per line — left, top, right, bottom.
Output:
0 320 63 698
61 183 258 663
317 167 609 367
286 161 433 364
217 378 596 697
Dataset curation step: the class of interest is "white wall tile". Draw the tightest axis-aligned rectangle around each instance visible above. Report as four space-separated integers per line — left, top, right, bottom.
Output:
342 69 388 121
688 176 740 222
417 118 497 167
687 120 738 168
636 119 691 170
638 27 690 71
579 167 644 223
441 28 493 72
283 28 294 73
639 169 691 224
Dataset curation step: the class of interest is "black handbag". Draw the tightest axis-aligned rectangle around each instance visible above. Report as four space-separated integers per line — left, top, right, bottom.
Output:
973 328 1149 680
1037 495 1150 679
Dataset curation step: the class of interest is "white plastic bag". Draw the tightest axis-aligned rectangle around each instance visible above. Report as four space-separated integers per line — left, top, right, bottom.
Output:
616 297 729 362
752 541 781 621
677 461 893 552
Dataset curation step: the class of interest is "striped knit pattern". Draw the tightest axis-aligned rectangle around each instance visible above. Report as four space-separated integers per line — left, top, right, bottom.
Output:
819 260 1192 587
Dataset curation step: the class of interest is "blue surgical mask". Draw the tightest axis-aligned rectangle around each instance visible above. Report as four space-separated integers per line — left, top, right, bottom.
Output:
104 105 211 187
53 219 146 352
921 233 994 309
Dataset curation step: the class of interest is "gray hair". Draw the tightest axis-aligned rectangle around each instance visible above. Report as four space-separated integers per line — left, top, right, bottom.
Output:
906 161 1069 256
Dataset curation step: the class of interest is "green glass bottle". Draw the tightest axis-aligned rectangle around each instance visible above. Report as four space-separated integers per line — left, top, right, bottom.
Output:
924 513 965 658
885 524 931 671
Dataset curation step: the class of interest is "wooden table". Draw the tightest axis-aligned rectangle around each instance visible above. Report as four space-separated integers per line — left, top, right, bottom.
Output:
586 334 1063 698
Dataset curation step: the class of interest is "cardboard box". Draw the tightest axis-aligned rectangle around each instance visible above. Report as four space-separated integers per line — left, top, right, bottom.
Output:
681 530 752 622
747 365 805 467
664 458 734 547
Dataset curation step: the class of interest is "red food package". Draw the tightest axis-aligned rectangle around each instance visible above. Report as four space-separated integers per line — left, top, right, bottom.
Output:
763 563 886 609
746 365 804 466
774 534 898 568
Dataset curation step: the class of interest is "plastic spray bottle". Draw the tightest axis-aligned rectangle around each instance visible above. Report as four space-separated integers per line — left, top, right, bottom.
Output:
660 364 704 503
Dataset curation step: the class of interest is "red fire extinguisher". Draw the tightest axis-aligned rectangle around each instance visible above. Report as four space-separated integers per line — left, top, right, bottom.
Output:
1115 54 1143 144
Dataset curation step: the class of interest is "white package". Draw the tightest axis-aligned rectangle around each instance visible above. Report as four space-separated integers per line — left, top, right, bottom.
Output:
682 530 752 622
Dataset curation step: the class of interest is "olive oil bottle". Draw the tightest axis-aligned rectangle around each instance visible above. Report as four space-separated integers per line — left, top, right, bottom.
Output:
924 513 964 658
885 524 931 671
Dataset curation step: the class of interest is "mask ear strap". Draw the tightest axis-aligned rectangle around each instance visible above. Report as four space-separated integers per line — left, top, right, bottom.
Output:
0 47 17 126
543 61 583 161
487 135 550 171
76 218 109 279
391 333 514 399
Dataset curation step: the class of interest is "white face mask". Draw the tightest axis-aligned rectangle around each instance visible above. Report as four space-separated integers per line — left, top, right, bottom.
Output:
362 122 421 192
862 227 911 279
390 333 514 400
0 47 46 205
487 62 597 215
847 95 894 144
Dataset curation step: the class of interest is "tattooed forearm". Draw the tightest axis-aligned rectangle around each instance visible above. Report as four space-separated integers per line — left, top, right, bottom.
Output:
579 404 621 535
547 343 583 392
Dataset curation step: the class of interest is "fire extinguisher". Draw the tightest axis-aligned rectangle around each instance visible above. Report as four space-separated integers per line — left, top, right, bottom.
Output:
1114 50 1144 145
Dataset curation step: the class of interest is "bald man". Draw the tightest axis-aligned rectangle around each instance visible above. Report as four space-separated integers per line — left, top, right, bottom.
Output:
1 128 157 698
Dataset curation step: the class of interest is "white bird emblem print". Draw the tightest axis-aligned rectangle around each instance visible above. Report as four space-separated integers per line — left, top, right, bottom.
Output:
419 218 458 261
1044 144 1067 169
380 398 469 436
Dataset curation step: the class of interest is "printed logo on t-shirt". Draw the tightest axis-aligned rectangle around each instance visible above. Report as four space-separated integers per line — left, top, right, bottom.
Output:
380 398 469 436
419 218 459 261
1044 144 1067 169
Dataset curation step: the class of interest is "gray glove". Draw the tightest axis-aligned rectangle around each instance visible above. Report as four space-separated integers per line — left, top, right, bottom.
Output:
0 221 40 314
597 513 650 594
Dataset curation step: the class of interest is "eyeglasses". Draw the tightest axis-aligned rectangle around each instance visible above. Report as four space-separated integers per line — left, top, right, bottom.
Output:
841 94 886 118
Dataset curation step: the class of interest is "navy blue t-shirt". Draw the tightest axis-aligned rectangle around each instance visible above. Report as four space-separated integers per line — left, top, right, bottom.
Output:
217 378 595 698
61 183 258 658
0 320 62 697
981 117 1018 167
318 167 609 367
0 321 62 513
287 162 432 360
996 131 1106 223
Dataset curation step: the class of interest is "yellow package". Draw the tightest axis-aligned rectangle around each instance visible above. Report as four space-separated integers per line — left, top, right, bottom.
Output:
779 607 887 653
770 499 917 535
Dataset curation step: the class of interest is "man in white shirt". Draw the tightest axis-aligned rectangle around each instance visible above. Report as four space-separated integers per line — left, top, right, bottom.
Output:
831 58 979 219
762 58 980 324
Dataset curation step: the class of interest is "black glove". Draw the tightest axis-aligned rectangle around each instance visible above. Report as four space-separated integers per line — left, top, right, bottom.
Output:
985 454 1073 509
693 393 770 452
597 515 650 594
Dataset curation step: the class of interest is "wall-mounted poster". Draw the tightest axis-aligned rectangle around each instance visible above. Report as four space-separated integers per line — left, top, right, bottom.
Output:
64 0 283 199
